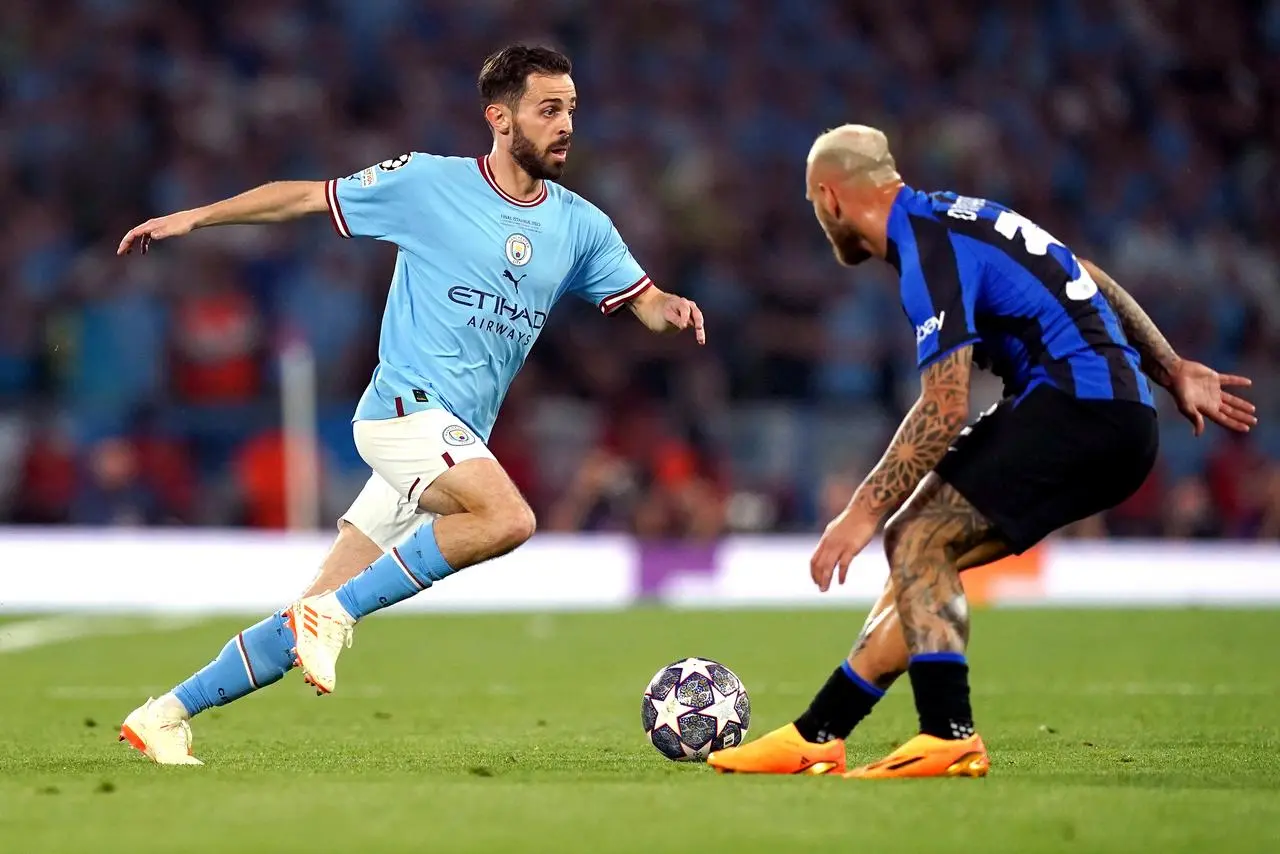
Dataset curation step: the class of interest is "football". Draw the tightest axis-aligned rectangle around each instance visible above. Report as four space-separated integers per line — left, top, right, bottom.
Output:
641 657 751 761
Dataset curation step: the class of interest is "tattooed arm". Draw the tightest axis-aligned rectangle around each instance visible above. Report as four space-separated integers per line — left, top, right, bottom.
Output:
850 346 974 520
1079 259 1179 388
809 346 973 591
1081 257 1257 436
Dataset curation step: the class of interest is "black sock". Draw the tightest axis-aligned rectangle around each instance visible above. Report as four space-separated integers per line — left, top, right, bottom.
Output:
793 661 886 743
908 653 975 740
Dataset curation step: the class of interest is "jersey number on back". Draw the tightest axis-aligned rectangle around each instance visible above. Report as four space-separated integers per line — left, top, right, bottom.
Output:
993 211 1098 301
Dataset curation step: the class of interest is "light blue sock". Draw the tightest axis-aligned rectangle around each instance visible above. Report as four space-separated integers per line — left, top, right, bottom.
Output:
172 611 296 717
334 523 458 620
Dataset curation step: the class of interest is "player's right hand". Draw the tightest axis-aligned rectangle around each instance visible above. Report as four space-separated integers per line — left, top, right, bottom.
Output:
117 210 202 256
810 507 878 592
1167 359 1256 436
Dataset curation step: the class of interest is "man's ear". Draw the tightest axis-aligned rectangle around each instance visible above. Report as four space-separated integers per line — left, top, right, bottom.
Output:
821 183 842 220
485 103 511 136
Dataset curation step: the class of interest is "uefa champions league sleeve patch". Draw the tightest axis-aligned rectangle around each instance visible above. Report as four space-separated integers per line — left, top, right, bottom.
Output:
378 153 413 172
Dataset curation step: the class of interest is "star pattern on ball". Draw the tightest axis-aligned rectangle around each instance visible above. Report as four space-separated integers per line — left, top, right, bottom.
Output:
678 742 706 760
648 687 698 735
642 658 752 763
702 681 744 736
674 658 716 681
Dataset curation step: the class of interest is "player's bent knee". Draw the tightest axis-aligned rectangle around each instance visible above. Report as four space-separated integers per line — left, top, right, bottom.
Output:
882 512 946 572
487 502 537 554
881 514 911 566
511 504 538 545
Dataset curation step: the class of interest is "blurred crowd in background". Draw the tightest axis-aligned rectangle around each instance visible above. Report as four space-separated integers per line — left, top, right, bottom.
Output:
2 0 1279 540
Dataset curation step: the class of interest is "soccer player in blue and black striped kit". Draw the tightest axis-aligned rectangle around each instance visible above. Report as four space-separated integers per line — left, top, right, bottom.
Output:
709 124 1257 779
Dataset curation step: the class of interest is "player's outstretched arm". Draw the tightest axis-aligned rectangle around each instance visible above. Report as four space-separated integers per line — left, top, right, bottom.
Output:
809 346 973 591
1082 258 1256 436
626 286 705 344
117 181 328 255
1079 258 1180 387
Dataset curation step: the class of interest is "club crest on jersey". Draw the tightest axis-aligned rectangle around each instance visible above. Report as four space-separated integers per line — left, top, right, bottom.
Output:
505 233 532 267
442 425 476 447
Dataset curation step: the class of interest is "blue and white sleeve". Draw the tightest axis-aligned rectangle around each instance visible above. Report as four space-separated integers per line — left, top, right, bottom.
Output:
326 153 432 244
570 208 651 315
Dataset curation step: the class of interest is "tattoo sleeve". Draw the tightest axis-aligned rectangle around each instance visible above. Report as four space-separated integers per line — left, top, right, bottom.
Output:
850 346 973 522
887 480 994 656
1080 258 1179 387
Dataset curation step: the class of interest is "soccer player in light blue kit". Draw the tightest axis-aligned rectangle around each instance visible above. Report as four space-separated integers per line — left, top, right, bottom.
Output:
113 45 705 765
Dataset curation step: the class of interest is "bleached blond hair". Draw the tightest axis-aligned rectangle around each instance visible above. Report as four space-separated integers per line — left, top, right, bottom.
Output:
807 124 901 186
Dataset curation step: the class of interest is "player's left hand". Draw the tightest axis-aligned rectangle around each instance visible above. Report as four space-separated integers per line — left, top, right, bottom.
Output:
1167 359 1256 437
660 295 706 345
116 209 202 256
810 507 878 592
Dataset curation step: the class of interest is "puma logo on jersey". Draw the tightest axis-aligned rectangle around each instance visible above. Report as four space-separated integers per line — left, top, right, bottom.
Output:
502 269 527 291
916 311 946 342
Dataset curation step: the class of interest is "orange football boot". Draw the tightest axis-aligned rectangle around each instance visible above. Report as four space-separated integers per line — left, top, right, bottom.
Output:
843 732 989 779
707 724 846 775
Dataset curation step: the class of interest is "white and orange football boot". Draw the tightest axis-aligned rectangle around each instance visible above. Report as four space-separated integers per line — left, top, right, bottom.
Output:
284 591 355 695
119 697 203 766
707 723 846 775
843 732 989 779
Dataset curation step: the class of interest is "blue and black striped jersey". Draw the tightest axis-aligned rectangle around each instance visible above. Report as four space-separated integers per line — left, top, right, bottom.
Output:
887 186 1154 407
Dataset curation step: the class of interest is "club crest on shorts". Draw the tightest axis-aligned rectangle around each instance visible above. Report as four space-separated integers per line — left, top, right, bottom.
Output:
442 424 476 447
505 233 532 267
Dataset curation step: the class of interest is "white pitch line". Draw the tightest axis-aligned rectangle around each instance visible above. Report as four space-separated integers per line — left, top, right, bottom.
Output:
0 615 204 656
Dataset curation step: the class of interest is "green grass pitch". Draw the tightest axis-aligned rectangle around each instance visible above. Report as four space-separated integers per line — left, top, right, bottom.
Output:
1 608 1277 853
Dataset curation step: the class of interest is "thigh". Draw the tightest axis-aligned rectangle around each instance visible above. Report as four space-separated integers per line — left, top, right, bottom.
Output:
885 473 1010 569
933 386 1157 554
339 472 433 551
353 408 497 507
418 457 528 517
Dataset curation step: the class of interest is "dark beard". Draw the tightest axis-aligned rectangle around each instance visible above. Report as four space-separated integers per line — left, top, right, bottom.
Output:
823 218 871 266
510 122 566 181
834 237 872 266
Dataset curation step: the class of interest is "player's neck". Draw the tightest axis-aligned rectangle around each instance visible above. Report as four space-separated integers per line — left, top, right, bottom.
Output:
860 183 903 260
865 221 890 260
486 149 544 202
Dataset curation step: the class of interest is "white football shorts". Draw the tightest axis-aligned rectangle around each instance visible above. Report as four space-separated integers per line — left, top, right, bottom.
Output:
338 408 496 551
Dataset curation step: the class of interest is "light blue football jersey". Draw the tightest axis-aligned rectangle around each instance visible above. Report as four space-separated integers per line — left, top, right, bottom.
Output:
325 153 651 440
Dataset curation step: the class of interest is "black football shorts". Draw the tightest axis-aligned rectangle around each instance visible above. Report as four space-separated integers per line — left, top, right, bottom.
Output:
934 384 1159 554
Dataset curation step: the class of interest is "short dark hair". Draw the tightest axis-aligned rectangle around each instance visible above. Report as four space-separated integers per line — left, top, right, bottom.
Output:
478 44 572 107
